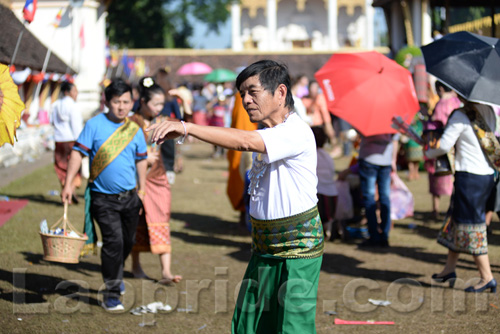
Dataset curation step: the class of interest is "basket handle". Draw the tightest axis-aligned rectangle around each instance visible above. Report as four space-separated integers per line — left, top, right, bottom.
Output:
63 201 68 220
62 201 68 235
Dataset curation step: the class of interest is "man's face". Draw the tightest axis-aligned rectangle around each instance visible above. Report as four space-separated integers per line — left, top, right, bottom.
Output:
68 86 78 101
105 92 133 123
239 75 279 124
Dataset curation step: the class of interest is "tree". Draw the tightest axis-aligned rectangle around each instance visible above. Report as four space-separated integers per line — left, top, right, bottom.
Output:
106 0 233 49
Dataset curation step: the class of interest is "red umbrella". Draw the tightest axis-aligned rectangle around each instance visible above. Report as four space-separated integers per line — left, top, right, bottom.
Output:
314 51 420 136
176 62 213 76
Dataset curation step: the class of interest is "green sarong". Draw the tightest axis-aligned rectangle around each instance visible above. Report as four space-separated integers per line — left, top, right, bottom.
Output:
232 207 323 334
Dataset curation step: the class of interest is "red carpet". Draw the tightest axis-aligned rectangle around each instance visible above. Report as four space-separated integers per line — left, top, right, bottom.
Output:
0 200 29 227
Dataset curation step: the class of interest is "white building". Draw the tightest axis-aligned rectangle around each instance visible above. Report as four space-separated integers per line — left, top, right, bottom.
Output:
10 0 108 120
231 0 376 51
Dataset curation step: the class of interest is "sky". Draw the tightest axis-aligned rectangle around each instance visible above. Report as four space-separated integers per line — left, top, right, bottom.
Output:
189 18 232 49
186 6 388 49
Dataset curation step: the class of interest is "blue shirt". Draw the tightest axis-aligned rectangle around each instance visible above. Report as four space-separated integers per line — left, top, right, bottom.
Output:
74 113 147 194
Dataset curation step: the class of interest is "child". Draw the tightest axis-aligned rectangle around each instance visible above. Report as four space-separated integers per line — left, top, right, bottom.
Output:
312 126 339 240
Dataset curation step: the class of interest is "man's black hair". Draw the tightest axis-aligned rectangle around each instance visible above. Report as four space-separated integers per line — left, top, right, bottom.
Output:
61 81 74 95
104 78 133 102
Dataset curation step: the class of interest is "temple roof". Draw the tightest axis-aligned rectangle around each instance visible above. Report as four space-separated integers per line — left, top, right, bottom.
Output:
0 4 74 73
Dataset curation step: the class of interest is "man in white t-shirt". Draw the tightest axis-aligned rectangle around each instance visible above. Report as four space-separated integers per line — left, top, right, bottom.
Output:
148 60 324 334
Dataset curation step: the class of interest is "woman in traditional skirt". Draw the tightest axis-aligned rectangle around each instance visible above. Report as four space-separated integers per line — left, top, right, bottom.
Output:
148 60 324 333
425 81 460 220
129 77 182 284
425 99 496 293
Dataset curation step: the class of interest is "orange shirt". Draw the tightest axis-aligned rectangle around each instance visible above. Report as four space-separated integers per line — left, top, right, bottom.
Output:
226 93 258 211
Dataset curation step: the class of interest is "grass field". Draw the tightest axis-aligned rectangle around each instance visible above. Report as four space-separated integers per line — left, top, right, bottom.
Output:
0 142 499 333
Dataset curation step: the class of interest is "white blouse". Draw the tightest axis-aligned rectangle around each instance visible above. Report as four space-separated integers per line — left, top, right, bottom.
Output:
425 105 495 175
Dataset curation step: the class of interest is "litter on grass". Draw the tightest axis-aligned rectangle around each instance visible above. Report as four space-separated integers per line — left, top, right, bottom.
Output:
324 311 337 315
139 320 156 327
130 302 172 315
368 298 391 306
334 318 395 325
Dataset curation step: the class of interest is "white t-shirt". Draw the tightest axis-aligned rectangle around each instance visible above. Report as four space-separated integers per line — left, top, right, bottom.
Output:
248 113 318 220
293 95 312 125
317 147 338 196
51 96 83 142
425 106 495 175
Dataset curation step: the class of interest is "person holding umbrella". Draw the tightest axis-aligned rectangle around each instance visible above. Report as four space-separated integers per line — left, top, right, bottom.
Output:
148 60 324 333
421 31 500 293
425 98 497 293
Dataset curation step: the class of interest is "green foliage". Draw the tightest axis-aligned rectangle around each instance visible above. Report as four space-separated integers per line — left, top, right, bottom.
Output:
395 46 422 68
107 0 167 48
106 0 233 49
431 6 489 32
448 7 487 26
189 0 232 33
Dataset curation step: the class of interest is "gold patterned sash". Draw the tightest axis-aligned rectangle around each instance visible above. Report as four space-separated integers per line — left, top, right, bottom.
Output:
89 118 140 181
251 206 324 259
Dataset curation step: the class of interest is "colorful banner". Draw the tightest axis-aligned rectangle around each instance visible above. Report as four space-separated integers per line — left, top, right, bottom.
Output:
23 0 38 23
52 8 63 28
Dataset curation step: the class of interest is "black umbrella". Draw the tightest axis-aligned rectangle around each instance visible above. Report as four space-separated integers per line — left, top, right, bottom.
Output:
421 31 500 105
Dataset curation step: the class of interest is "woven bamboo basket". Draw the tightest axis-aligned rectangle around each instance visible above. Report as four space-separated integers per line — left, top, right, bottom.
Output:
39 202 88 264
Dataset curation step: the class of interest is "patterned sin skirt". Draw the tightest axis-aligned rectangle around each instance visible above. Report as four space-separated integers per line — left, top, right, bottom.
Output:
437 172 494 255
133 169 172 254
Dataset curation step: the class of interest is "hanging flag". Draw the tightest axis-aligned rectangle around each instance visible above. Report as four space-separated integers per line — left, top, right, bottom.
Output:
124 57 135 78
23 0 38 23
135 58 146 77
110 46 119 67
52 8 63 28
104 39 111 67
79 23 85 49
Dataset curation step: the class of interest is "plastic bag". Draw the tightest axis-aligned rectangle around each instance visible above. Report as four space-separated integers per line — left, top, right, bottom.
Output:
390 173 414 220
334 180 354 220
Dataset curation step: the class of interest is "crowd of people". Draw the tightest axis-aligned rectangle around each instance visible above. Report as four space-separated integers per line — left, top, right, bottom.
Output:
48 55 498 331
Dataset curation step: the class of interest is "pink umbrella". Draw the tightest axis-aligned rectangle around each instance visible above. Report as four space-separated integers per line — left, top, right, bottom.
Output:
176 62 213 76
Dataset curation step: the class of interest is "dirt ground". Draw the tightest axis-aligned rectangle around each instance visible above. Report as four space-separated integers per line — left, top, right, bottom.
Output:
0 142 499 333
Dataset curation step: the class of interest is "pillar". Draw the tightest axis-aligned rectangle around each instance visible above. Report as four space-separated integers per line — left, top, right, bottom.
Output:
231 1 243 51
267 0 277 50
390 1 405 51
411 0 422 46
328 0 339 50
365 0 374 49
421 0 432 45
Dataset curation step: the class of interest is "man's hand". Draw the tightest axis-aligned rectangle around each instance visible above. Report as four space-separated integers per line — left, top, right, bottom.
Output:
61 185 73 204
147 121 184 144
